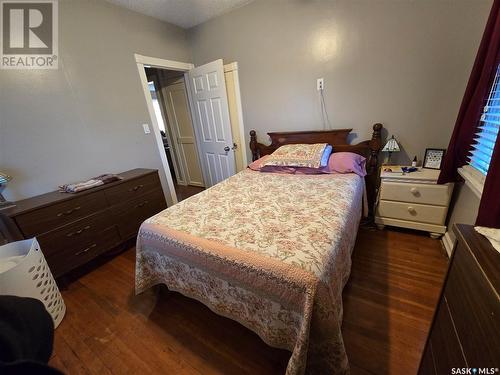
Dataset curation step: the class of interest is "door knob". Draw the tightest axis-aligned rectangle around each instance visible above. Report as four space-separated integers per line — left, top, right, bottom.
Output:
224 146 230 153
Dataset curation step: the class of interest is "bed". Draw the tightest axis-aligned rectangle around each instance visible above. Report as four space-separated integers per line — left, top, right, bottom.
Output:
135 124 383 375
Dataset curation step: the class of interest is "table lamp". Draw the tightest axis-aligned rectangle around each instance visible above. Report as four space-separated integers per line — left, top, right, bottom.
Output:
382 135 400 165
0 172 14 209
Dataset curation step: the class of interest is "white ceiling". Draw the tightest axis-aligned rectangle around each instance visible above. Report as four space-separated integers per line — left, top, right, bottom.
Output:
106 0 253 29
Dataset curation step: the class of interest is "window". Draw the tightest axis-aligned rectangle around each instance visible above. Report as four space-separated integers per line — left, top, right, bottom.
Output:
468 64 500 175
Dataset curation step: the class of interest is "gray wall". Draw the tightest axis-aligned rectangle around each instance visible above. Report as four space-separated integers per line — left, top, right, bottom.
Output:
446 182 481 246
188 0 492 164
0 0 493 204
0 0 191 203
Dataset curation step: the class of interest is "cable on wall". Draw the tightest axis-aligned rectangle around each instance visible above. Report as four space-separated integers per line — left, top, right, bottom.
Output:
319 85 332 130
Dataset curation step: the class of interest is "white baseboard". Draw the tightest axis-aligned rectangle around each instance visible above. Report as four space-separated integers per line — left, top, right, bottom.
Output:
441 231 455 257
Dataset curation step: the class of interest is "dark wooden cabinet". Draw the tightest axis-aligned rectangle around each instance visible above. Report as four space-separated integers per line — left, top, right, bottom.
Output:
418 224 500 374
0 169 167 278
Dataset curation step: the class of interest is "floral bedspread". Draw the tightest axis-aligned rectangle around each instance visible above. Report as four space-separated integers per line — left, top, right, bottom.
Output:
135 169 363 374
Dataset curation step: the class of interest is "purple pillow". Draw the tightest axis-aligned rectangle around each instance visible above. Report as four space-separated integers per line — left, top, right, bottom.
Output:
325 152 367 176
294 152 367 177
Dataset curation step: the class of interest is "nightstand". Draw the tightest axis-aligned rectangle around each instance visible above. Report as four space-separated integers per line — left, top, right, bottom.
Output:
374 167 454 238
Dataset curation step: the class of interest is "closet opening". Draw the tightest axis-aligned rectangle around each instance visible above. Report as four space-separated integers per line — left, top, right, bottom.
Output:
145 67 205 202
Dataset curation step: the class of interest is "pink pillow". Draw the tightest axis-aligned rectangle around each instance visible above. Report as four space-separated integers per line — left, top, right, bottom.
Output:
294 152 366 176
324 152 367 176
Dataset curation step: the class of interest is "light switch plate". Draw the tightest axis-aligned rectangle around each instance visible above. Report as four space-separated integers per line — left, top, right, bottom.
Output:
142 123 151 134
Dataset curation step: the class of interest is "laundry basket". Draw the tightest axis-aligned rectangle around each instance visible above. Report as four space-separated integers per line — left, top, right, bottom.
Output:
0 238 66 328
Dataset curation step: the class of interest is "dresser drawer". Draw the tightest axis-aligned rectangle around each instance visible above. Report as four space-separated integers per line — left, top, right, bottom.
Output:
377 200 447 225
113 188 166 239
15 191 108 237
36 209 112 257
418 225 500 374
47 226 121 278
444 243 500 368
380 181 452 206
428 297 467 374
105 173 161 206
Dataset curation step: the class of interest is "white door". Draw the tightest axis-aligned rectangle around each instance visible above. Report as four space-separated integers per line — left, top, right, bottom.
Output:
187 59 236 187
164 80 205 187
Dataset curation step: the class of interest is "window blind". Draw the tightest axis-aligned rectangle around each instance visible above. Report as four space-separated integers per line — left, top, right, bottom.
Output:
468 64 500 175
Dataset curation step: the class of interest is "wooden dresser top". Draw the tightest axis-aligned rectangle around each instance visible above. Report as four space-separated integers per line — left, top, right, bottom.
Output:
454 223 500 293
0 168 158 217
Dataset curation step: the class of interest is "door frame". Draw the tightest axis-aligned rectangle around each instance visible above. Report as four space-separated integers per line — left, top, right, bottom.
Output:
153 73 189 186
223 62 248 167
135 54 194 205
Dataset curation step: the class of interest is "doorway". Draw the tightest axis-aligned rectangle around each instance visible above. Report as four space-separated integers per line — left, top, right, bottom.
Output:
145 67 205 202
135 54 247 205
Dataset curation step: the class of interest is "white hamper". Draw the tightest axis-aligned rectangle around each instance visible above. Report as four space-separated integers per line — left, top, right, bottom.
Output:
0 238 66 328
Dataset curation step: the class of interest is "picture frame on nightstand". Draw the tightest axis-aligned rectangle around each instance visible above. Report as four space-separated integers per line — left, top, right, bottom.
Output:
423 148 446 170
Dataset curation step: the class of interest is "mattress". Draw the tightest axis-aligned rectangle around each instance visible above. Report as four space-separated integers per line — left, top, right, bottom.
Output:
135 169 364 374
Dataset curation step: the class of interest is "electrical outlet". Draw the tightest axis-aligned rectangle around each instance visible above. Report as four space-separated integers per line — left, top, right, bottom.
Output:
142 123 151 134
317 78 324 91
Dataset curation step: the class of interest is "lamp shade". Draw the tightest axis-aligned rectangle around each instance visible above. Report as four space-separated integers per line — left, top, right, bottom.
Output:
0 172 12 184
382 136 400 152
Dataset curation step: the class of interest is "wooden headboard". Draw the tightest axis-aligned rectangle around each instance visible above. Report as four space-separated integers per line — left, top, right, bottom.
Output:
249 123 383 216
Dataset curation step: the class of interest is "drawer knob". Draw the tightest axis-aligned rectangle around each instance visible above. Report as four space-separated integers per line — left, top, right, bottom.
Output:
66 225 91 237
408 206 416 214
129 184 144 192
410 187 419 195
134 200 149 209
57 206 81 217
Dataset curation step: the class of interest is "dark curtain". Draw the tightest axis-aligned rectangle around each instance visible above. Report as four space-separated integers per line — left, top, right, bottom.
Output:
438 0 500 228
438 0 500 184
475 3 500 229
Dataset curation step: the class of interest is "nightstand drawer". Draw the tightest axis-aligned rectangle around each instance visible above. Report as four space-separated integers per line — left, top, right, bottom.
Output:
377 200 447 225
380 181 452 206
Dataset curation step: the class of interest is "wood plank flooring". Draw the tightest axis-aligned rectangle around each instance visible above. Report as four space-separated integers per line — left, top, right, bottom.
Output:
49 227 448 374
174 184 205 202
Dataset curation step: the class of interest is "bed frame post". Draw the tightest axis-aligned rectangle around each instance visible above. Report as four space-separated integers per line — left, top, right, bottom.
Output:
366 123 383 218
367 123 383 174
250 130 258 161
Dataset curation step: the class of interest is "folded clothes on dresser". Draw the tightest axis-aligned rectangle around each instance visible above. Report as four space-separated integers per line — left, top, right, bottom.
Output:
59 173 123 193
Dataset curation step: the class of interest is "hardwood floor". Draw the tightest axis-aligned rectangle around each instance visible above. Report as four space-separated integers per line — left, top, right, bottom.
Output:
343 227 448 374
174 184 204 202
49 227 448 375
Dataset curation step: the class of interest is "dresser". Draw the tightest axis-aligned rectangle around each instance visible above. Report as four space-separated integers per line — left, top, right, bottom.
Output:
375 167 454 238
0 169 167 278
418 224 500 374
